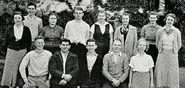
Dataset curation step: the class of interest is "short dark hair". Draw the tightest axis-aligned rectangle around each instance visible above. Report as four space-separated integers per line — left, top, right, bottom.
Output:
27 2 37 8
13 11 25 21
122 12 130 18
164 13 177 23
60 38 71 45
148 11 158 18
86 39 97 45
48 11 59 22
73 6 84 13
34 35 45 41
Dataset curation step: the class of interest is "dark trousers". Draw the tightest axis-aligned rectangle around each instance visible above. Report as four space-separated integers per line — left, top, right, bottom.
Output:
50 85 77 88
81 81 101 88
145 44 158 65
70 43 87 57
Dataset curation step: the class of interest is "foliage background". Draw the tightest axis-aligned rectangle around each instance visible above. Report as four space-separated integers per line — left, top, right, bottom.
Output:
0 0 185 66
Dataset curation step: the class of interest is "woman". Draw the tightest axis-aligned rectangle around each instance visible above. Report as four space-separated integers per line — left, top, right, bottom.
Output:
90 10 113 57
155 13 182 88
41 11 64 54
1 11 32 88
140 11 162 64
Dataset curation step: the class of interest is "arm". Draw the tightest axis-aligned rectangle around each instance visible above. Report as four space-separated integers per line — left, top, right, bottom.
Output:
26 27 32 52
19 53 30 82
156 28 162 49
60 27 64 39
140 26 145 38
133 28 138 56
129 68 133 88
177 29 182 50
64 22 69 38
89 25 95 39
86 25 90 41
109 24 114 51
102 55 115 81
38 19 43 35
149 68 154 87
49 55 64 78
118 54 129 82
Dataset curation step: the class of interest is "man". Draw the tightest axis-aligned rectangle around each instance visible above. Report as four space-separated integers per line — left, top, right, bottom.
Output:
102 39 129 88
114 13 137 58
19 36 52 88
64 6 90 57
49 38 79 88
79 39 102 88
140 11 162 64
24 2 43 42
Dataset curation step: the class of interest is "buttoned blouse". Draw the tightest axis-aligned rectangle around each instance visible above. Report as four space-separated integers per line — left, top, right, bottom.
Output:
41 25 64 47
14 25 23 40
140 23 162 44
129 53 154 72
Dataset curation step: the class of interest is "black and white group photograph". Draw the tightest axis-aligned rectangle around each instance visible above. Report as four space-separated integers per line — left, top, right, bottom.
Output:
0 0 185 88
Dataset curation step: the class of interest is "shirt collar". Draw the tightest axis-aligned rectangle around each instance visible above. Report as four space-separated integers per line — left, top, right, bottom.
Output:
87 52 98 56
110 51 122 56
14 24 23 30
27 15 36 20
136 53 146 57
148 23 157 27
95 21 109 26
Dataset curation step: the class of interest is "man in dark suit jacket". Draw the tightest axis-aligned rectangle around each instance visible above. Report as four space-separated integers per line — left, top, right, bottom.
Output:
78 39 103 88
49 38 79 88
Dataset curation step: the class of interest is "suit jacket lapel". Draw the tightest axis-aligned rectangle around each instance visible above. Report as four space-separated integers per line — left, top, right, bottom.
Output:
58 51 63 65
66 52 71 62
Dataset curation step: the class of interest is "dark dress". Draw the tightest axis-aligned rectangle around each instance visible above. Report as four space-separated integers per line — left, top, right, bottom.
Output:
93 24 110 57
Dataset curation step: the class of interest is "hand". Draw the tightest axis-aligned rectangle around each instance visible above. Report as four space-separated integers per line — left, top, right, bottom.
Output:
111 79 120 87
128 82 132 88
45 80 50 88
23 81 31 88
150 82 154 88
64 74 72 81
59 79 67 85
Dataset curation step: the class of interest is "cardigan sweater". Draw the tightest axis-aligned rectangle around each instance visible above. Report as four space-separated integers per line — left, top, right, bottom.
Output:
156 26 182 53
78 53 103 85
3 25 32 52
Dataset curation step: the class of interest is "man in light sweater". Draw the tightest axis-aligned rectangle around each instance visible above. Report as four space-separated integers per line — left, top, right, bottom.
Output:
64 6 90 57
19 36 52 88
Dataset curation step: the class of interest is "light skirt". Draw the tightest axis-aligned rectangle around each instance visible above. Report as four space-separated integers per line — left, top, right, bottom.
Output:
131 72 150 88
1 48 27 87
154 49 179 88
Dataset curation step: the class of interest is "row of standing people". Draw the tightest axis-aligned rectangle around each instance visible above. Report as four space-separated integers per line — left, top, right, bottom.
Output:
0 2 182 88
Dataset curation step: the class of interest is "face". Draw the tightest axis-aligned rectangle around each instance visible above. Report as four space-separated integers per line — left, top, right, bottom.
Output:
149 15 157 23
60 42 71 53
166 16 175 26
86 42 97 53
49 15 57 25
112 40 122 53
35 39 45 50
27 5 36 16
122 15 130 25
14 14 23 24
137 41 147 52
98 13 106 21
73 10 84 20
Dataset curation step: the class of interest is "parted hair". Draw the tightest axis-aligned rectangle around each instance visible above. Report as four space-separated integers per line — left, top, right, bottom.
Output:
13 11 25 21
60 38 71 45
136 38 149 51
164 13 177 23
34 35 45 41
86 38 97 45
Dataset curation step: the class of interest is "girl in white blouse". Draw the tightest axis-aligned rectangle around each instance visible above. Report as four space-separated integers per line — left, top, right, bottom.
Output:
129 38 154 88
